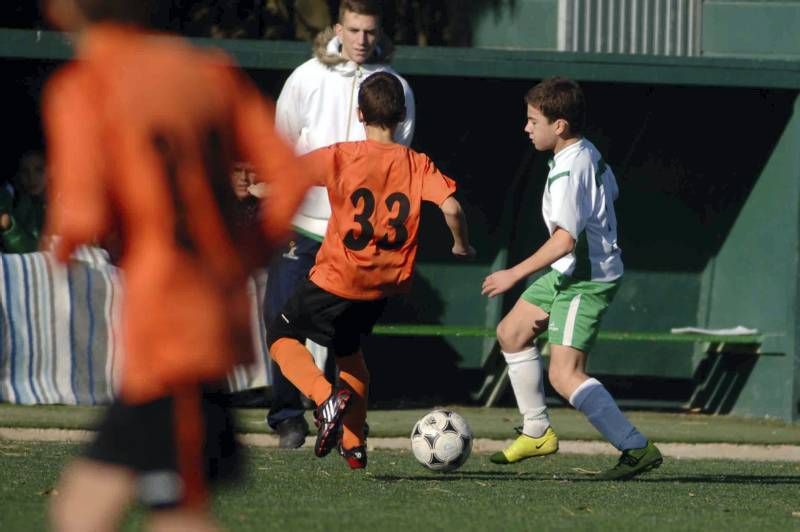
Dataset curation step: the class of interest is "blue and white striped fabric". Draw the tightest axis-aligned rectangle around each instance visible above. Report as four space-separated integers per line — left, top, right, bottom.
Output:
0 247 272 405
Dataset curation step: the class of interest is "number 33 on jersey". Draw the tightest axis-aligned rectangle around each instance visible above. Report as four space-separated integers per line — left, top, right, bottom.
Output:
303 140 457 300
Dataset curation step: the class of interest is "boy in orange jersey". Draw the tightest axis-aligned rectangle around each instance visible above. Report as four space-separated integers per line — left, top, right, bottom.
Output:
41 1 311 530
267 71 475 469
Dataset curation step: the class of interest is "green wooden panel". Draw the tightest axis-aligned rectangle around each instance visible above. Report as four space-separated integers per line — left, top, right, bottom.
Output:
590 272 700 378
2 28 800 89
2 28 798 418
701 94 800 420
392 46 800 89
472 0 559 50
0 28 73 60
703 1 800 59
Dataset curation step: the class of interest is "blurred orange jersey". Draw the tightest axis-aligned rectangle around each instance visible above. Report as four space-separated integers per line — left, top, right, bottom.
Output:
305 140 456 300
43 25 311 403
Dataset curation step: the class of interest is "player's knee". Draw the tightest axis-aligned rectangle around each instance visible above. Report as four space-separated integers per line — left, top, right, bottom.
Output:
496 320 527 353
49 480 110 532
495 321 511 350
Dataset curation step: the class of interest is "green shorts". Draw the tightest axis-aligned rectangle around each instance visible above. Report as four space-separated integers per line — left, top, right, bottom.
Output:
521 269 620 352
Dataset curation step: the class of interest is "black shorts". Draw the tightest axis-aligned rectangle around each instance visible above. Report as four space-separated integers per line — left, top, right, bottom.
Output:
84 388 242 509
267 277 387 356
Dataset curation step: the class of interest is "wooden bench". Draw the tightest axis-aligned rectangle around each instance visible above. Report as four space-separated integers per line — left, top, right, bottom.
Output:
372 324 776 408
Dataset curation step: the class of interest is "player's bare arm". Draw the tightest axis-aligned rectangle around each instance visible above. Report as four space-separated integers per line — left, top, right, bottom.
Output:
481 227 574 297
440 196 475 258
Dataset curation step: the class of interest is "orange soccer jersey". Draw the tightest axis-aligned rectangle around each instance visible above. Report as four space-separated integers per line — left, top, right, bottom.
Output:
305 140 456 300
43 25 311 403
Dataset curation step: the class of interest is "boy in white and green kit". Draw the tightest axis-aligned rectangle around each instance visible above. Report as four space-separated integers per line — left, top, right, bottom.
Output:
482 77 662 480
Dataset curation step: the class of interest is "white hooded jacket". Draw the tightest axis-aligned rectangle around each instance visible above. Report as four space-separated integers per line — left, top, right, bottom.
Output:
275 29 416 239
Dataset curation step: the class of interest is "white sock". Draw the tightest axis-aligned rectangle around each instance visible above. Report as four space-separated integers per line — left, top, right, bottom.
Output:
503 346 550 438
569 378 648 450
307 339 327 371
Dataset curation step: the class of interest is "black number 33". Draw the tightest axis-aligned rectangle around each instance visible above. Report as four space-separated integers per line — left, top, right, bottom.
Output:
343 188 410 251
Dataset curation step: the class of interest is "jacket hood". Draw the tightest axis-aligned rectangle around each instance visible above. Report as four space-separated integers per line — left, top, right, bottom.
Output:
312 27 395 67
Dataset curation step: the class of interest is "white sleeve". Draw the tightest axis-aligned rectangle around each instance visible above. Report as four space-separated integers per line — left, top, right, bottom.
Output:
275 69 304 144
548 166 590 240
394 78 415 146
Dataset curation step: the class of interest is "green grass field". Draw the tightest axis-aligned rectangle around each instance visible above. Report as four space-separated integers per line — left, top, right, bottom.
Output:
1 440 799 532
2 404 800 530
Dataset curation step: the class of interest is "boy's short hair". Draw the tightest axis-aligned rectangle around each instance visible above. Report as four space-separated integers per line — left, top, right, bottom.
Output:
358 72 406 129
525 77 586 135
339 0 383 21
74 0 153 26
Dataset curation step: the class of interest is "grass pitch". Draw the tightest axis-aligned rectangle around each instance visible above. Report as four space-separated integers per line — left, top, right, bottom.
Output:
1 440 799 532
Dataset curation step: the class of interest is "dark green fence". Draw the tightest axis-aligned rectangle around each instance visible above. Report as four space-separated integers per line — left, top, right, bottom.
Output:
1 28 798 420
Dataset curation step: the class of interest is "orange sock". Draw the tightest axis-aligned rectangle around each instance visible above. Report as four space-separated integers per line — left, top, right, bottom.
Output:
337 351 369 450
270 338 332 404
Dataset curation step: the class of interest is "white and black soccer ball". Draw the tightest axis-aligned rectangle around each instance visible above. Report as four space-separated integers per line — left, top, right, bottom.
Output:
410 409 473 472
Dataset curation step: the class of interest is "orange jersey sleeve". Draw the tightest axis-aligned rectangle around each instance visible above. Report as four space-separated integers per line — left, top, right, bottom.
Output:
299 146 336 188
419 153 457 206
43 66 112 262
231 71 315 248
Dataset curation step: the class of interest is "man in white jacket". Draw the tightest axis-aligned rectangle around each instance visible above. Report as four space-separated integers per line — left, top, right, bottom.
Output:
265 0 415 448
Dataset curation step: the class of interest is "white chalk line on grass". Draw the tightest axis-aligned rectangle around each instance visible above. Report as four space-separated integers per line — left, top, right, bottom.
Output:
3 428 800 462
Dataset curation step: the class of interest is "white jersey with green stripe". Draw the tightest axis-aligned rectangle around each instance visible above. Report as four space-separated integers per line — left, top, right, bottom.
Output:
542 138 623 282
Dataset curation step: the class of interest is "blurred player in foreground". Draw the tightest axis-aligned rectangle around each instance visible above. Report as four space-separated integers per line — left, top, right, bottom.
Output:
266 72 474 469
42 1 311 530
482 77 662 480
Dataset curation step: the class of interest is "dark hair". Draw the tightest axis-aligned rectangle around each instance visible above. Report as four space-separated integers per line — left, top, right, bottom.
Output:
75 0 153 26
525 77 586 135
358 72 405 129
339 0 383 21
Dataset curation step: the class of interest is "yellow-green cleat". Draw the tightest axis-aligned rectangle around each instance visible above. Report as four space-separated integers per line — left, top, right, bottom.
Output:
595 441 663 480
490 427 559 464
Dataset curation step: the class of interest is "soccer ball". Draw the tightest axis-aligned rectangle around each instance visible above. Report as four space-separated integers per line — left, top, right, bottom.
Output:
410 410 473 472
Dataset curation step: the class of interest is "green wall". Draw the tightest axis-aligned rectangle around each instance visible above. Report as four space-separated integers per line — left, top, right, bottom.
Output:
472 0 559 50
459 0 800 61
700 95 800 419
2 29 799 418
703 0 800 59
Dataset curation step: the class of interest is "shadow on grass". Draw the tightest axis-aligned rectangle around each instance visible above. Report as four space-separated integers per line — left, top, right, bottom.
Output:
637 475 800 485
373 472 587 482
374 473 800 485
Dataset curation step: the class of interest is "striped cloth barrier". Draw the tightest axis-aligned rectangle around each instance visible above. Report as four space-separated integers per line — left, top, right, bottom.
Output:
0 247 272 405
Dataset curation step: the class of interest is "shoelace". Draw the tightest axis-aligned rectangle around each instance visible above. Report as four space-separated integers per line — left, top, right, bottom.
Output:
314 396 337 424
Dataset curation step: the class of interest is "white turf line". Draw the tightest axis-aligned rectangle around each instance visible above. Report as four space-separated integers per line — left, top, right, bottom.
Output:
2 428 800 462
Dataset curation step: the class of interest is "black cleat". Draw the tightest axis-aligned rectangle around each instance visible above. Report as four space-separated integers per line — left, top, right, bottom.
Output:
338 443 368 469
313 389 352 457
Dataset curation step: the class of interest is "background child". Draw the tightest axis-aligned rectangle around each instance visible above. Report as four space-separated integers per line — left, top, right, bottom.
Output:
230 161 261 229
0 151 47 253
482 77 662 480
267 71 474 469
42 1 311 530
